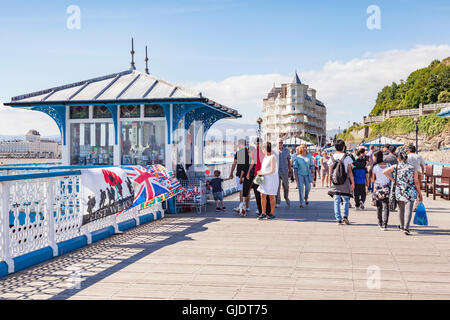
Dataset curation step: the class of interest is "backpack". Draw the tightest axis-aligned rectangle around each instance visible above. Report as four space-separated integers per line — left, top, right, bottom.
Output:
331 154 348 185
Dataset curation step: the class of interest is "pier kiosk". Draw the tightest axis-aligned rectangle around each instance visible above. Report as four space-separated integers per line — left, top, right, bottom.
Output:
5 67 241 174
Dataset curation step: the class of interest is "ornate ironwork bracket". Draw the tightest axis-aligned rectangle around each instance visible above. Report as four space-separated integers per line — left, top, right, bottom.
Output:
184 106 229 136
31 105 66 145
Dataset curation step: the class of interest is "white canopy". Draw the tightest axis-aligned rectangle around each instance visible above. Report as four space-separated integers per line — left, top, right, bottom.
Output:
362 136 404 147
283 137 313 146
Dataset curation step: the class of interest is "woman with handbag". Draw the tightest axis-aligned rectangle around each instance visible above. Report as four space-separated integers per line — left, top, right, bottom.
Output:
293 144 315 208
370 150 391 230
383 151 423 235
256 142 279 220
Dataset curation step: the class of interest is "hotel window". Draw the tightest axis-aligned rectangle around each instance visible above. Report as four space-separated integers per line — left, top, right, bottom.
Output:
121 121 166 166
120 105 140 118
93 106 112 118
70 106 89 119
70 123 114 165
144 104 165 117
291 89 296 96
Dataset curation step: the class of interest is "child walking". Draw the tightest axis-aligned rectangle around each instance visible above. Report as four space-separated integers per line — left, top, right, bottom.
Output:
209 170 232 211
352 148 369 210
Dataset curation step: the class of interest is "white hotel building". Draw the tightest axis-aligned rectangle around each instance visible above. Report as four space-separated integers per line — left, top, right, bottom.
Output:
262 72 326 145
0 130 61 158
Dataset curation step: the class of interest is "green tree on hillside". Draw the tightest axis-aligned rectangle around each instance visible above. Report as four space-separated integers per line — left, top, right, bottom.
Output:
370 58 450 116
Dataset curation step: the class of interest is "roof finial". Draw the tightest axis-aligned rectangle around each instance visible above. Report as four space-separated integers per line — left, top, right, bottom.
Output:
145 45 149 74
130 37 136 70
292 69 301 84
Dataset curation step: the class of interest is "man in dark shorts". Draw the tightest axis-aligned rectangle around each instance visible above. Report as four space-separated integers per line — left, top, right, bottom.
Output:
229 139 250 213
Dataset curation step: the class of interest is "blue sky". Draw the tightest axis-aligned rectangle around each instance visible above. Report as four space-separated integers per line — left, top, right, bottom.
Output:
1 0 449 135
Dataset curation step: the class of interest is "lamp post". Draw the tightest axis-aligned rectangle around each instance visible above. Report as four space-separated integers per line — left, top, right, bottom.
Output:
414 117 419 153
257 117 263 141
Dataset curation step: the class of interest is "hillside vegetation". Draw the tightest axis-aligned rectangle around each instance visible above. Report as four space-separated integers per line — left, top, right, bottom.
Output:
337 113 450 141
370 57 450 116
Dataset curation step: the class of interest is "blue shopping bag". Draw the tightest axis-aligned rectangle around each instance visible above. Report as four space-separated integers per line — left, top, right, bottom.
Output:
413 202 428 226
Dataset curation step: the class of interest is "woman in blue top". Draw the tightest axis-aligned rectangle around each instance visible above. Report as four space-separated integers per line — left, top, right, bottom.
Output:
293 144 315 207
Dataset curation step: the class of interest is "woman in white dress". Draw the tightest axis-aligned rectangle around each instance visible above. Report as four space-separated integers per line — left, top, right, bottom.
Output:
257 142 279 219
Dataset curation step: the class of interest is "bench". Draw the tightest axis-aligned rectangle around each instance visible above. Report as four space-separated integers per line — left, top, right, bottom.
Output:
431 167 450 200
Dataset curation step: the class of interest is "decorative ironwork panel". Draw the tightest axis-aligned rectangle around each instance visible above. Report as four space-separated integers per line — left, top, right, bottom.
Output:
8 179 50 258
53 176 82 243
172 104 200 133
0 183 5 262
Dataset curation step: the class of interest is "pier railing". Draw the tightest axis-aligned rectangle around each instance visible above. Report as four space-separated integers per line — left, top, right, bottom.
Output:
363 102 450 125
0 170 163 275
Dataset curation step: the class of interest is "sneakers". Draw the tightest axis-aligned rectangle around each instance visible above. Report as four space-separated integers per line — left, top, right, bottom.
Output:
403 229 410 235
337 220 343 225
305 200 309 206
267 214 275 220
398 225 404 231
216 207 222 212
222 207 226 211
342 217 350 225
258 214 267 220
360 204 364 210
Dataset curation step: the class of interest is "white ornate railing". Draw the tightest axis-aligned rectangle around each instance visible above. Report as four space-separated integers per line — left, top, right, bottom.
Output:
0 170 163 274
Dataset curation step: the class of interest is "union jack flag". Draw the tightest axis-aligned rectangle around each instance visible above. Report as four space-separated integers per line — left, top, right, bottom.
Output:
121 165 182 210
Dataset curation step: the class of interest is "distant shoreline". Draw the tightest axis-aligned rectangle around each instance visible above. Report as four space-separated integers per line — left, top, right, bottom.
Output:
0 158 61 165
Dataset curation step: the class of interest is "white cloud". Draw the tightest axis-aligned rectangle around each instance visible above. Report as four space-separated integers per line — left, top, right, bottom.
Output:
1 44 449 136
184 44 450 131
0 103 60 136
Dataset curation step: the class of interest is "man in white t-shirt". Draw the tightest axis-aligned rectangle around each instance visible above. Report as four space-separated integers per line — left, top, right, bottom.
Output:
328 140 354 225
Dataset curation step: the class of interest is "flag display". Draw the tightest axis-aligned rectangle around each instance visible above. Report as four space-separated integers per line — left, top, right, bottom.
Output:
121 164 183 210
80 167 134 226
80 165 182 226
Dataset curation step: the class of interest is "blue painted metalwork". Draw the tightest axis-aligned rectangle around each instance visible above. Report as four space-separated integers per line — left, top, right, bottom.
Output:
172 103 200 133
0 170 81 182
105 104 119 144
30 105 66 145
16 100 237 161
184 104 228 134
0 165 110 171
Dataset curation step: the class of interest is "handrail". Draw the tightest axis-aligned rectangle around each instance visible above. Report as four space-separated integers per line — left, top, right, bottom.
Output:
0 170 81 182
0 162 62 167
0 165 111 170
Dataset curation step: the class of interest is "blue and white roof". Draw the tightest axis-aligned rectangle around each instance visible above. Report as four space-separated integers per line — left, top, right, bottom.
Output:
6 69 241 117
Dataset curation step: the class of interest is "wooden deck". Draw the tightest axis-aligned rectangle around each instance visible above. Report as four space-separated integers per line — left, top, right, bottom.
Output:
1 181 449 300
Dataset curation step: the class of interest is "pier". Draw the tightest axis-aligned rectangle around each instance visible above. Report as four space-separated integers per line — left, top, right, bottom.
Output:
1 182 449 300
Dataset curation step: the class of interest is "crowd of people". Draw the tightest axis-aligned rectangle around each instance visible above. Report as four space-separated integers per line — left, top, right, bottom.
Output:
211 136 424 235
